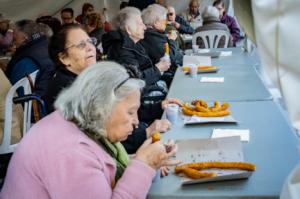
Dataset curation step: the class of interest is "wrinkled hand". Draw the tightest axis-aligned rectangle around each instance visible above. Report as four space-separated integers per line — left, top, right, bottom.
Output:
161 98 183 109
160 166 170 177
134 138 181 170
155 59 170 73
174 21 181 29
146 119 171 138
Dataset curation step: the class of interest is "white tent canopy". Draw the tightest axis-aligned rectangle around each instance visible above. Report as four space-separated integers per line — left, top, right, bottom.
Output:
0 0 223 23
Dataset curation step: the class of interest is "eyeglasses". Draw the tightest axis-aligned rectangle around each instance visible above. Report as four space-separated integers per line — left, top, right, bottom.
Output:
167 13 174 16
65 37 97 50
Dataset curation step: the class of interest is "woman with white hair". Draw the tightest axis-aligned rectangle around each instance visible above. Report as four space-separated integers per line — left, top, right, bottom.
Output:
102 6 170 86
195 5 233 48
1 62 179 199
140 4 183 75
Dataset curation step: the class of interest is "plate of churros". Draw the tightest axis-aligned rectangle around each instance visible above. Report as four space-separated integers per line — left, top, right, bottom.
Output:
174 137 255 185
182 65 219 74
181 99 237 124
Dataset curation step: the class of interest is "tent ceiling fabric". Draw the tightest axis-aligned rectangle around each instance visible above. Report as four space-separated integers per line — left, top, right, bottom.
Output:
0 0 109 21
0 0 69 21
0 0 222 22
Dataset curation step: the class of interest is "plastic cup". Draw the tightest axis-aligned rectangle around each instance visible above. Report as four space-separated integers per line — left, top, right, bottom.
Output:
188 63 198 78
192 44 199 53
166 104 179 125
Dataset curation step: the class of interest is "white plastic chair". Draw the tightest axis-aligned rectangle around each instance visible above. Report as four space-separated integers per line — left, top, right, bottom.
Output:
0 70 38 154
192 30 231 49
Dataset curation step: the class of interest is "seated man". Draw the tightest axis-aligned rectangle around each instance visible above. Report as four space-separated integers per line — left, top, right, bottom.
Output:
195 6 233 48
60 8 75 25
182 0 203 29
213 0 241 46
167 6 194 34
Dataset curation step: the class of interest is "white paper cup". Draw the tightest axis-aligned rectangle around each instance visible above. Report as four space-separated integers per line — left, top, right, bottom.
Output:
188 63 198 78
192 44 199 53
166 104 179 125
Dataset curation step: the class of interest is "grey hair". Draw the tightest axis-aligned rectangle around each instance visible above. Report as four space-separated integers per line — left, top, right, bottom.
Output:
37 23 53 38
202 6 220 19
14 20 42 40
54 61 145 138
142 4 167 26
112 6 141 31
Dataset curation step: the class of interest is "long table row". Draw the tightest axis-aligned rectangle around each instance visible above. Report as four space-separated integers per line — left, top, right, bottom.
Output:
147 48 299 199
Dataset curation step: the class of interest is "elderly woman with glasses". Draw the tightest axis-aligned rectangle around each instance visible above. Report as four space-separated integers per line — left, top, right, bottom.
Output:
44 24 97 113
1 62 179 199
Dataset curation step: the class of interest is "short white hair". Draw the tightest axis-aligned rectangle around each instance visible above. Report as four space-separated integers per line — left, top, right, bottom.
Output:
112 6 141 32
55 61 145 138
202 6 220 19
142 4 167 26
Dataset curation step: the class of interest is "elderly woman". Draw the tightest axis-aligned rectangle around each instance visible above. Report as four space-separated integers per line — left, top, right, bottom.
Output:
140 4 183 74
75 2 94 24
102 6 170 86
44 24 176 157
1 62 179 198
195 6 233 48
5 19 54 98
44 24 97 113
84 12 105 47
213 0 241 46
84 12 106 60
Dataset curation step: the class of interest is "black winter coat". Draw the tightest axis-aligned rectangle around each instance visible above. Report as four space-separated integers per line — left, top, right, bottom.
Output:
43 67 77 114
6 36 55 98
140 28 183 72
102 30 161 86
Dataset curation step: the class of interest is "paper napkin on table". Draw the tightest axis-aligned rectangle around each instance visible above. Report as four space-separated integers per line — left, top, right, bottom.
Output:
183 55 212 66
200 77 224 83
220 51 232 57
211 129 250 142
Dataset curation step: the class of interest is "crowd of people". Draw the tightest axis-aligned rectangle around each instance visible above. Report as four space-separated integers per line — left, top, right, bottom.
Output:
0 0 242 198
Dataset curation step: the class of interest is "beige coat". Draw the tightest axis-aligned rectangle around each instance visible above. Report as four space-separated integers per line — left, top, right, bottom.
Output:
0 69 23 145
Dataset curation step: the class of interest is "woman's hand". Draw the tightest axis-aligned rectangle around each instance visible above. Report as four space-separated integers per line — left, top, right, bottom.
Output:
134 138 180 170
155 59 170 73
160 166 170 177
146 119 171 138
161 98 183 109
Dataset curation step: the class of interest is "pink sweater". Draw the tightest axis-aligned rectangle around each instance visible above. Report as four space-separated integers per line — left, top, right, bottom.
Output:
1 111 156 199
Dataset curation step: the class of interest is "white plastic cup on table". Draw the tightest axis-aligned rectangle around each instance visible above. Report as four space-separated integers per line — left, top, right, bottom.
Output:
188 63 198 78
166 104 179 125
192 44 199 53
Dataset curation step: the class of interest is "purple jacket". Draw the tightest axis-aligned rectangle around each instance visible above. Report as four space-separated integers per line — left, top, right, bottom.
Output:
221 12 241 46
1 111 156 199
